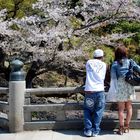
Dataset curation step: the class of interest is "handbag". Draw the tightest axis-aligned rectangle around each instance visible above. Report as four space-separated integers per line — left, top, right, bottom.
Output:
125 60 140 86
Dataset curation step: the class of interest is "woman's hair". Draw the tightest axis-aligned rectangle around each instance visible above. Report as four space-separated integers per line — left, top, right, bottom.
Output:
114 45 128 65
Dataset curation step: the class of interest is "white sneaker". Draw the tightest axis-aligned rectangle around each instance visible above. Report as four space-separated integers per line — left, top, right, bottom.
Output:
92 132 99 137
84 129 92 137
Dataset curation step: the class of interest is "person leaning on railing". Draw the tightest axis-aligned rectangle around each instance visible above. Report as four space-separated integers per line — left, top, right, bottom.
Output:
83 49 107 137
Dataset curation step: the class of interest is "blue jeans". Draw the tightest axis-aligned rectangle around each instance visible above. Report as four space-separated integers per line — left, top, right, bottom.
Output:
84 91 105 134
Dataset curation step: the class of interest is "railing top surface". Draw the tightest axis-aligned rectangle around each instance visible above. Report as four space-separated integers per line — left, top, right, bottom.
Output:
25 86 140 95
25 86 83 95
134 86 140 91
0 87 9 94
0 86 140 95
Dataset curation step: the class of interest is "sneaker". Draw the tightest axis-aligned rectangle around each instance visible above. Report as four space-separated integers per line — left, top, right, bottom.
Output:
84 129 92 137
92 132 99 137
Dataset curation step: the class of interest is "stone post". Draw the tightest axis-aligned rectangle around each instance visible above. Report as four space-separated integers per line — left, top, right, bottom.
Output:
9 59 26 132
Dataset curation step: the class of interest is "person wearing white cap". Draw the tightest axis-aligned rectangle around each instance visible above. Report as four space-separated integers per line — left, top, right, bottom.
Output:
83 49 107 137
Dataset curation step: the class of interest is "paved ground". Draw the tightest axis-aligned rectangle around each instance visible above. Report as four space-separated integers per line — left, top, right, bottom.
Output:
0 129 140 140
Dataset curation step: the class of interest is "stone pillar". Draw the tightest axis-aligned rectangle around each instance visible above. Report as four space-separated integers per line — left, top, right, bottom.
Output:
8 59 26 132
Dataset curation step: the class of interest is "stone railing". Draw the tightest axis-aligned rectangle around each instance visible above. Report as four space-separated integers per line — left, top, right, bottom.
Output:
0 86 140 132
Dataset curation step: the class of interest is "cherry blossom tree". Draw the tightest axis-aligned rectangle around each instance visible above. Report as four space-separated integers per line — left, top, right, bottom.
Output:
0 0 140 86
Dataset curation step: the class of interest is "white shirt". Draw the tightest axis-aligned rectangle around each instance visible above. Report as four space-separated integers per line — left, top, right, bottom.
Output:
84 59 106 92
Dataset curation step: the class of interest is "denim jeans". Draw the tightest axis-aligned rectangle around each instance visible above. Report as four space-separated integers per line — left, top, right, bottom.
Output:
84 91 105 134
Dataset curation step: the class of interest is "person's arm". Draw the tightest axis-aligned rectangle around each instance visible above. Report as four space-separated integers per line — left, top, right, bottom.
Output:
104 64 111 92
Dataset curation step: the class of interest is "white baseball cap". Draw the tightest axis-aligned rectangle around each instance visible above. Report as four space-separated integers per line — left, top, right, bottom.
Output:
93 49 104 58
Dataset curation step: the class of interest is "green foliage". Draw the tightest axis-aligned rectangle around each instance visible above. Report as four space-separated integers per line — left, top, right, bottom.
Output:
111 21 140 47
63 35 81 50
119 21 140 33
133 54 140 64
0 0 37 19
70 16 82 29
102 21 140 34
127 45 140 64
90 27 106 36
127 45 136 56
10 23 20 30
133 33 140 45
101 21 140 63
70 36 81 47
123 38 133 46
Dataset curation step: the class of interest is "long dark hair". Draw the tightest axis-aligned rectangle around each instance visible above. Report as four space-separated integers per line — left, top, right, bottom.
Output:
114 45 128 65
